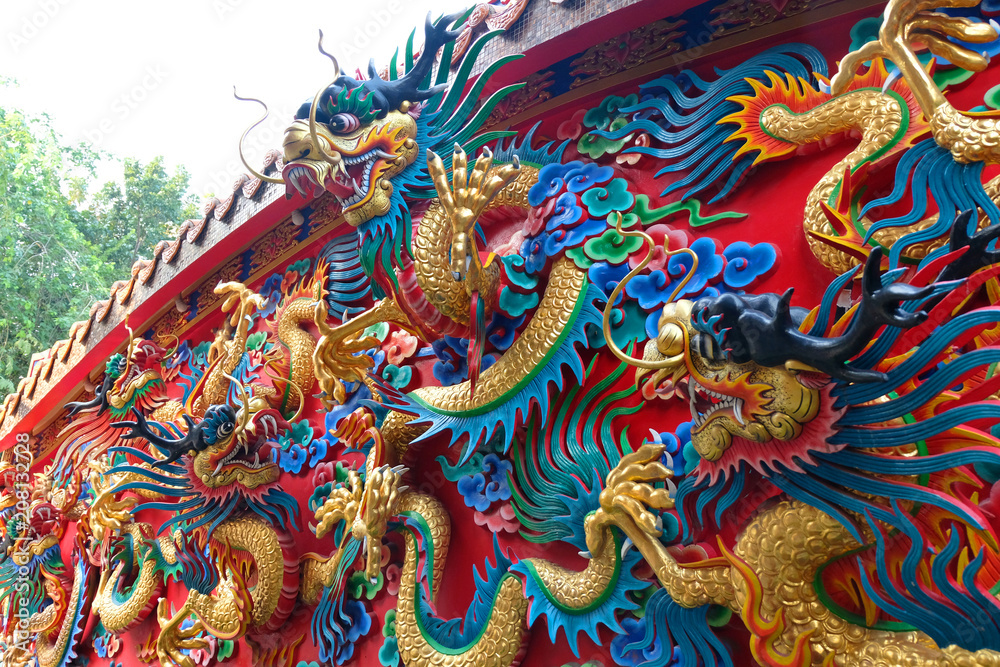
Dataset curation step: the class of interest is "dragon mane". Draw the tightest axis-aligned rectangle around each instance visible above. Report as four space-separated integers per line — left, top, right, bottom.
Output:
300 12 526 290
673 253 1000 648
106 441 299 538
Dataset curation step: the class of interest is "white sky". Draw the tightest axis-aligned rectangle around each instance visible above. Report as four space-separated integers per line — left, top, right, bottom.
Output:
2 0 469 200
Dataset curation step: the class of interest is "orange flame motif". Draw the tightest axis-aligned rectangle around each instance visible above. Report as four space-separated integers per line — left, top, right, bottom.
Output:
719 538 824 667
721 58 929 168
721 70 829 164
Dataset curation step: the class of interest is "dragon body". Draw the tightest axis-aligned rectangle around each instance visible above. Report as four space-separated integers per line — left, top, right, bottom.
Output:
17 2 1000 666
0 472 95 667
6 246 327 665
288 4 1000 666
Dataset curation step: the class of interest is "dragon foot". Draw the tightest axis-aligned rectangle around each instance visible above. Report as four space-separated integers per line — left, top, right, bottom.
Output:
583 443 675 557
155 598 209 667
426 144 520 293
314 297 413 408
832 0 1000 166
309 409 408 589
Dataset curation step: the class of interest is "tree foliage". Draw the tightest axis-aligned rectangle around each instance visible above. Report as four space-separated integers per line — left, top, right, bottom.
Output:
86 157 199 277
0 105 198 395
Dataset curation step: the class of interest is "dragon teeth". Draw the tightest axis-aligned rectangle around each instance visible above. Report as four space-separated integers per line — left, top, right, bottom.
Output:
333 151 384 208
688 380 745 428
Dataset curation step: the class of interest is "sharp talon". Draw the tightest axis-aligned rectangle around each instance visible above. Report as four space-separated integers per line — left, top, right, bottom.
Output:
454 142 462 151
621 537 635 559
482 146 492 158
513 155 520 168
578 550 592 558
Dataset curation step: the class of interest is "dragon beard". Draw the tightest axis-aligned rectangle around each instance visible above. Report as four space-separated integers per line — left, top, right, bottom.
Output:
691 384 846 486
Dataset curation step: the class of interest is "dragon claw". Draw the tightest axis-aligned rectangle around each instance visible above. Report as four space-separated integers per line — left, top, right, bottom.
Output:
426 143 521 291
583 443 675 556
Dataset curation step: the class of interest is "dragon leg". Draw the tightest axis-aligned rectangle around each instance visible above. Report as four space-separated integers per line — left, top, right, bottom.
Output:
394 491 526 667
208 515 298 632
746 78 1000 274
586 445 1000 665
392 488 651 667
314 295 417 408
730 500 1000 666
155 516 298 667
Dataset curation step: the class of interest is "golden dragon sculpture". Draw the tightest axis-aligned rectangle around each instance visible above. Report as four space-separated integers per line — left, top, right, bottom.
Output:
15 3 1000 667
295 3 1000 666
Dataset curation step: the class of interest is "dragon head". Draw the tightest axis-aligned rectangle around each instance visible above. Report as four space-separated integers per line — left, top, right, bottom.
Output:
650 299 824 462
281 99 418 225
67 339 168 419
643 249 934 466
190 404 288 490
115 400 287 492
107 340 168 415
280 12 463 226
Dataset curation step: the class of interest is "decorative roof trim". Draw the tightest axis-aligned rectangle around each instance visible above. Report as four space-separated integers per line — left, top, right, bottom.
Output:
0 150 297 446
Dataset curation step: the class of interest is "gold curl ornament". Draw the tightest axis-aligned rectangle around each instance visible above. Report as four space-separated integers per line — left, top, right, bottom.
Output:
601 212 699 369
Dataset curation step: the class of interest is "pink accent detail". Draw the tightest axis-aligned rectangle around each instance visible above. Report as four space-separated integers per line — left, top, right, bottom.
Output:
474 503 520 534
492 229 527 257
385 329 419 365
524 198 555 237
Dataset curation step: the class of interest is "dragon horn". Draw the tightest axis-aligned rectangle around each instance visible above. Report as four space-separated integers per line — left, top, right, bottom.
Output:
317 30 340 73
307 30 345 170
233 88 284 184
119 323 137 384
223 374 252 436
159 332 181 357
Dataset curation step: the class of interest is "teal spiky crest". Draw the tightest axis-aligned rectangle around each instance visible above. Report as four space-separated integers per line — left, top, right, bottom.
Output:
356 21 530 293
509 356 644 549
513 537 646 656
106 353 126 379
327 85 379 125
379 284 605 461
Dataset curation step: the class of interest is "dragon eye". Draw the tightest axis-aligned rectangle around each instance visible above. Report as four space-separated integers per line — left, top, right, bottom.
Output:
329 113 360 133
219 422 233 435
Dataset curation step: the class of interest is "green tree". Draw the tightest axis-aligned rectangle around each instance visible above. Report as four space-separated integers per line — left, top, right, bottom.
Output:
0 107 110 394
0 94 199 394
86 157 199 280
